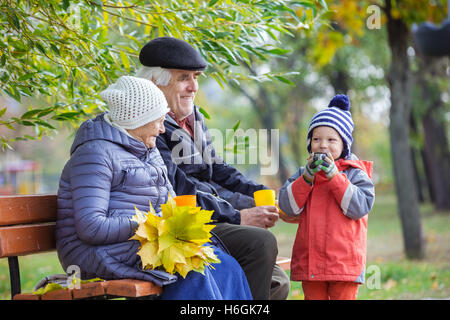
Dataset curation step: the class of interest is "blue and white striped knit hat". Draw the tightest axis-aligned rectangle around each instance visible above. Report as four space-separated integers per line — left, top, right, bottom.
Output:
306 94 354 159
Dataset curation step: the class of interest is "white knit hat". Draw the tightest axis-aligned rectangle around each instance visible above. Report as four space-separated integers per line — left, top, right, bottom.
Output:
100 76 170 129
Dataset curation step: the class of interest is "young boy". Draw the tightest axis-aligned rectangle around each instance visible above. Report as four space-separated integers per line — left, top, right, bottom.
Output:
278 94 375 300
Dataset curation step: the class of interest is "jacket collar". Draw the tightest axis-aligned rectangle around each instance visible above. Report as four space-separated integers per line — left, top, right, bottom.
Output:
162 106 214 179
336 158 373 179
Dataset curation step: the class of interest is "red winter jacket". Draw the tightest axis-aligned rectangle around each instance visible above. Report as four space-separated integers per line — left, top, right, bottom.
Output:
278 158 374 283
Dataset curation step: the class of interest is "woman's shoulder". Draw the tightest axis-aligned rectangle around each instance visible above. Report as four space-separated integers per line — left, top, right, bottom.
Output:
73 139 120 156
69 139 128 172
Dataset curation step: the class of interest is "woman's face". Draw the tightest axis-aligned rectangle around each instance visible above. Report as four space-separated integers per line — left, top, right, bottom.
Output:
127 115 166 148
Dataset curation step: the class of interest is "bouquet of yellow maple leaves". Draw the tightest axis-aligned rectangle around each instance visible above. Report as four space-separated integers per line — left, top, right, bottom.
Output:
130 195 220 278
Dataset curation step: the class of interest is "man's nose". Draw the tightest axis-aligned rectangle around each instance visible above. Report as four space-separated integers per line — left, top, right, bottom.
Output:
186 78 198 92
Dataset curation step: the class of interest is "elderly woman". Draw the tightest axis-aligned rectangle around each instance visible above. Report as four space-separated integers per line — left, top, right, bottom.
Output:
55 76 252 299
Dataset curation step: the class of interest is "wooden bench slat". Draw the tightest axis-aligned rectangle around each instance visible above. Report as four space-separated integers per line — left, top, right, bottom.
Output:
40 288 73 300
0 194 57 226
12 279 161 300
72 281 106 299
0 223 56 257
104 279 162 297
13 293 41 300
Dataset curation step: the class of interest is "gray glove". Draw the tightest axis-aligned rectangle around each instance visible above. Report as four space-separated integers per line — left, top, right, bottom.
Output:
303 153 325 184
318 153 339 180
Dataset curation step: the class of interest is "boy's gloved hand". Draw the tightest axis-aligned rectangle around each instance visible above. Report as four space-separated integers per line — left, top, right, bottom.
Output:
319 153 339 180
303 153 323 184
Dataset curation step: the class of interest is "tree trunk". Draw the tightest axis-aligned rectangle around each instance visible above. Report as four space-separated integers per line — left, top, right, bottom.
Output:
410 144 426 202
420 148 435 203
415 56 450 210
422 110 450 210
386 4 425 259
409 114 427 203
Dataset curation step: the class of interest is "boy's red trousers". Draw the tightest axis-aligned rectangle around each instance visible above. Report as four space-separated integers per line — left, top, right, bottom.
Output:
302 281 359 300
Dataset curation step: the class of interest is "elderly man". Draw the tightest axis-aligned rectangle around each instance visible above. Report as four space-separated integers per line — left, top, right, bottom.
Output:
136 37 289 300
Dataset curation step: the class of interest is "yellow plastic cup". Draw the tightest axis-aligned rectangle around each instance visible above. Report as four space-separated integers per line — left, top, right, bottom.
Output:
253 189 276 207
174 195 197 207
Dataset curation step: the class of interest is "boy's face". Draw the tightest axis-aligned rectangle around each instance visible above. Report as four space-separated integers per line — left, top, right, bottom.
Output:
310 126 344 160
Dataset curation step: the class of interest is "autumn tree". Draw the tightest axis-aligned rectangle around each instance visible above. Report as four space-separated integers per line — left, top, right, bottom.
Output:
411 53 450 210
0 0 321 149
381 0 447 259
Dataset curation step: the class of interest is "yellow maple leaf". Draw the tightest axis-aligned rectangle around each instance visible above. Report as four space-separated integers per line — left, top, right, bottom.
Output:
130 195 220 278
138 241 161 269
175 260 195 278
33 282 65 296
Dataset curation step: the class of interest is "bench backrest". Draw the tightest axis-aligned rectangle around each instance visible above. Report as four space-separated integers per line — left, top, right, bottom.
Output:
0 194 58 258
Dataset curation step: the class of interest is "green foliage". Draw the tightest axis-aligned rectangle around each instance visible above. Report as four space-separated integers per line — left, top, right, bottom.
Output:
0 0 322 148
385 0 447 25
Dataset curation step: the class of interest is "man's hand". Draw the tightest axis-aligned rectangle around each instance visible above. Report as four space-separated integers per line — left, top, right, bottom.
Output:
240 206 279 228
277 202 301 224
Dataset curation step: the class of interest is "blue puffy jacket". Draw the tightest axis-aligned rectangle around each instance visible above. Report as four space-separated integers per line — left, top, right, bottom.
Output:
56 114 177 286
56 114 253 299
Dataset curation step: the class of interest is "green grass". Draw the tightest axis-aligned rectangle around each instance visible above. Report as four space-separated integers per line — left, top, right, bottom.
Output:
271 193 450 300
0 252 63 300
1 193 449 300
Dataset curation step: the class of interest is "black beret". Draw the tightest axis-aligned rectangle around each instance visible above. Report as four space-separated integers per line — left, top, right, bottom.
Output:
139 37 207 71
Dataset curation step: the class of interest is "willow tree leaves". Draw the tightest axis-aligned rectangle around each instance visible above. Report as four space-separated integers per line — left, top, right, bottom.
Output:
0 0 322 146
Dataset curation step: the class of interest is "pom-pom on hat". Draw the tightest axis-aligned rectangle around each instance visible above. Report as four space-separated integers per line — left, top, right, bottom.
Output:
100 76 170 130
306 94 354 158
139 37 207 71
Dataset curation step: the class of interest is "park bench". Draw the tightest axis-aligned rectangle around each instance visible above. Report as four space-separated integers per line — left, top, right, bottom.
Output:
0 194 290 300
